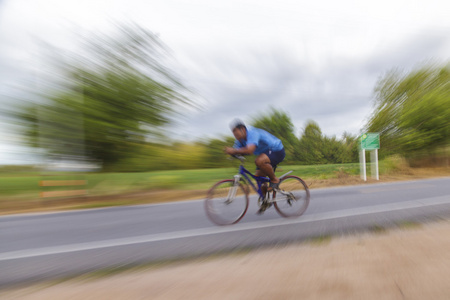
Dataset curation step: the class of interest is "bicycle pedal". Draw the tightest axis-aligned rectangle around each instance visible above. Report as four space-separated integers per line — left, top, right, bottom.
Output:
256 201 272 215
256 208 265 215
256 205 268 215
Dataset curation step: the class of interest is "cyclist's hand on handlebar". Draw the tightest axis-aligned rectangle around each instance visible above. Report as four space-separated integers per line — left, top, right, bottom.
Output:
233 154 246 162
224 147 246 162
224 147 236 155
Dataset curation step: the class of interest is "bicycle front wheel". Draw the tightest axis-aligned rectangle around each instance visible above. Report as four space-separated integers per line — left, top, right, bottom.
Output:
205 179 249 225
273 176 310 218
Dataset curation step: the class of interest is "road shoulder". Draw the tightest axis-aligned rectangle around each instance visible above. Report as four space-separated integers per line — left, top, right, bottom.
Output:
3 219 450 300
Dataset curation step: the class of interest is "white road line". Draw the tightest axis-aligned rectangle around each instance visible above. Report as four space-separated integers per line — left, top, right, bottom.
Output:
1 195 450 261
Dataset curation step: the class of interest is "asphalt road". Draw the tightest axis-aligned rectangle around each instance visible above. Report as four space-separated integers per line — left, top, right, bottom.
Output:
1 177 450 288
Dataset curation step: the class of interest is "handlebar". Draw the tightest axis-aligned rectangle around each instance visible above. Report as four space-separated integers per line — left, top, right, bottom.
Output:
230 154 246 163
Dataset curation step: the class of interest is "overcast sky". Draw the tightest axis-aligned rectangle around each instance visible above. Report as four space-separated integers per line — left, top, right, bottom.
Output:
0 0 449 164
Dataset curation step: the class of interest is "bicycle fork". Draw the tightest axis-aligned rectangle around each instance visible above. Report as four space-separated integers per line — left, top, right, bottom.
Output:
225 175 241 204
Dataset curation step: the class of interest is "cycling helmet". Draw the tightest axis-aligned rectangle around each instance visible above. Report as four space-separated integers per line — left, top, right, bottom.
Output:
229 118 246 131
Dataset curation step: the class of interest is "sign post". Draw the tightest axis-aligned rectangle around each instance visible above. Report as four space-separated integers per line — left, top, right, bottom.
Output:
360 149 367 181
359 133 380 181
371 149 379 180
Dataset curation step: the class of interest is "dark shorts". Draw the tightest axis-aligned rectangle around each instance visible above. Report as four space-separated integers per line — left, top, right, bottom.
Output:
257 148 286 171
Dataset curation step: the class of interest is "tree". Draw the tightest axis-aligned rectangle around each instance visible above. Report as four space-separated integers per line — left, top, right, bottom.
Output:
14 23 192 170
203 137 235 168
366 64 449 158
297 120 326 164
250 109 298 163
339 132 359 163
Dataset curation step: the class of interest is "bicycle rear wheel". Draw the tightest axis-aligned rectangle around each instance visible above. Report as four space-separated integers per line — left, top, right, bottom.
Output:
273 176 310 218
205 179 249 225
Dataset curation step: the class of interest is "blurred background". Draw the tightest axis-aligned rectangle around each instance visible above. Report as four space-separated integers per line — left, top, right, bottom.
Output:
0 0 448 210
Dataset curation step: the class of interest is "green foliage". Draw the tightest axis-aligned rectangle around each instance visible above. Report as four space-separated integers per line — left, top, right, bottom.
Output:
203 137 235 168
251 109 299 163
249 110 359 165
295 121 359 165
379 154 411 174
339 132 360 163
13 23 192 171
297 121 326 164
366 64 450 158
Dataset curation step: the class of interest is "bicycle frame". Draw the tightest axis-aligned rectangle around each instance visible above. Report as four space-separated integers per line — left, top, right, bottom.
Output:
233 164 293 199
235 165 270 198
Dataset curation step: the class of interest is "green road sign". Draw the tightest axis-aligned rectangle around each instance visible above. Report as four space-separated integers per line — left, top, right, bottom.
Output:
360 133 380 150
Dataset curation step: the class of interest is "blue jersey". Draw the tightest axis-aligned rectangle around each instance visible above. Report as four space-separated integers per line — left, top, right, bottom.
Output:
233 126 284 155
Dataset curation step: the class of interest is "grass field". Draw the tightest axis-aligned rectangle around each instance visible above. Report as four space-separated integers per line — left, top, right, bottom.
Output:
0 163 360 200
4 160 447 215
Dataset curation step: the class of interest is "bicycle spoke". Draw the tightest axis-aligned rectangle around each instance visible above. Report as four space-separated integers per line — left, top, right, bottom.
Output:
273 176 310 218
205 180 249 225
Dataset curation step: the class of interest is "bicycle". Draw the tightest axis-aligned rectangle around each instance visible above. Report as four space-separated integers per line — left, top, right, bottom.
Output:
205 155 310 225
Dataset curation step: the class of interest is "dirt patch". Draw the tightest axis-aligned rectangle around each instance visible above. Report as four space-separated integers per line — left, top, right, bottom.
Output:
2 167 449 216
3 220 450 299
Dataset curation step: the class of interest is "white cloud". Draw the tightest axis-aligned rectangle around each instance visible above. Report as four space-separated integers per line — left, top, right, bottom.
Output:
0 0 449 163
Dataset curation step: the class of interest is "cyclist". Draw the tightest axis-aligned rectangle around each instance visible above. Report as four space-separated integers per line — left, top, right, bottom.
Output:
224 118 286 198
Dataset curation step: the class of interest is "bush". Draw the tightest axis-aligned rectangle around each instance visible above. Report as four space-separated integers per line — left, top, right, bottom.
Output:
380 155 411 174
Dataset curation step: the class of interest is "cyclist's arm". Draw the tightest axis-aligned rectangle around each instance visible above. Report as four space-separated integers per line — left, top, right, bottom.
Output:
225 144 256 155
226 129 259 155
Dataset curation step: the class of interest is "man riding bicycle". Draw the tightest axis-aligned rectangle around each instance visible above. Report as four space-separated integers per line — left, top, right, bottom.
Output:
224 119 286 193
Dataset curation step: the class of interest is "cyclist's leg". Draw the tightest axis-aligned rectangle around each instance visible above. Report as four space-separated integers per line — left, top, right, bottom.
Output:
255 148 286 186
255 170 268 196
255 154 278 183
